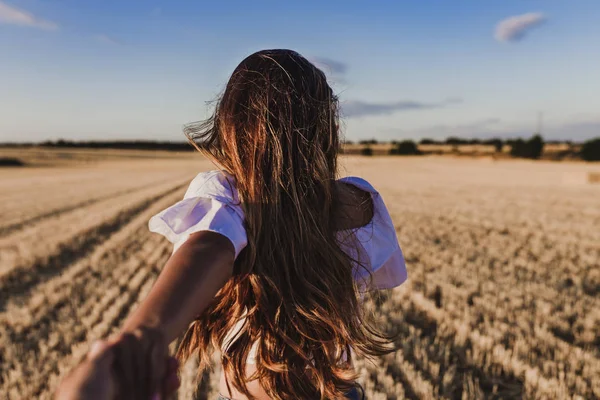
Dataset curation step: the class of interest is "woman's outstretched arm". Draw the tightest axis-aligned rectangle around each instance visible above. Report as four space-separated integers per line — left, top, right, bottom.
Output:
121 230 235 343
55 232 228 399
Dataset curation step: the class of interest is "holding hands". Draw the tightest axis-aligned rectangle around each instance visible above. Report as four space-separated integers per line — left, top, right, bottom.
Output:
55 328 180 400
56 230 237 399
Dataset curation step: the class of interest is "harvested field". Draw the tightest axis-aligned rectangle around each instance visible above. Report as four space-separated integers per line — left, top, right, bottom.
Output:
1 148 599 399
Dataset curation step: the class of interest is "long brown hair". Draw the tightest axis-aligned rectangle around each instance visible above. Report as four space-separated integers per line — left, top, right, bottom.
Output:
178 49 392 399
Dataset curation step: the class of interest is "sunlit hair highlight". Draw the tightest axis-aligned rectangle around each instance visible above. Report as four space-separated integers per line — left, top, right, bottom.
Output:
177 49 392 399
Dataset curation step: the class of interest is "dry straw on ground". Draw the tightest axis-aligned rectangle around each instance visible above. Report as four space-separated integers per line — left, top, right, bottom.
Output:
0 148 598 399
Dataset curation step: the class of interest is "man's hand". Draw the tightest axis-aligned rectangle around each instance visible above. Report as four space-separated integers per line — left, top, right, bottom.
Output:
55 330 180 400
111 327 176 400
54 341 117 400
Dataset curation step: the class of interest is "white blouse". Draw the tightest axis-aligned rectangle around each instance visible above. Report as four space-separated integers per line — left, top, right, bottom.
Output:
148 170 408 363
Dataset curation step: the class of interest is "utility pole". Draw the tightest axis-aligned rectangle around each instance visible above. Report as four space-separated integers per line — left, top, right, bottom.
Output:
537 111 543 135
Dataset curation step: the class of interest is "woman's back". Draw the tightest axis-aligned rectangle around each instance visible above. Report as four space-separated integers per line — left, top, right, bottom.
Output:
149 170 406 399
218 181 379 400
149 170 407 399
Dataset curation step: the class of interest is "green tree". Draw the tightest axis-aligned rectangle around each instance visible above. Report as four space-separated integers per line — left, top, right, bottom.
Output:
581 137 600 161
360 146 374 156
510 135 544 159
527 134 544 159
390 140 421 155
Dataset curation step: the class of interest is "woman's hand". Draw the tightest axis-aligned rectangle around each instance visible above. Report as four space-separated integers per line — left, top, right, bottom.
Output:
55 329 180 400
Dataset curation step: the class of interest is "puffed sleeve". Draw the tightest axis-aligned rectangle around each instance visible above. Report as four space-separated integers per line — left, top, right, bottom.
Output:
336 176 408 290
148 170 247 258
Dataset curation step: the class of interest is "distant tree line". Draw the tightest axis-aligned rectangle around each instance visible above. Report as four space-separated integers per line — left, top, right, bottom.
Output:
383 134 545 158
0 139 196 152
350 137 507 147
352 135 600 161
2 136 599 161
357 139 379 145
358 140 422 156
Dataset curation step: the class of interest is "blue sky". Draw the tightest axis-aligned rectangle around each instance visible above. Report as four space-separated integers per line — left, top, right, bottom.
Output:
1 0 599 143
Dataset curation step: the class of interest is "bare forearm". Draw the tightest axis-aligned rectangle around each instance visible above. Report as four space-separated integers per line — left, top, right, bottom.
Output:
122 231 235 343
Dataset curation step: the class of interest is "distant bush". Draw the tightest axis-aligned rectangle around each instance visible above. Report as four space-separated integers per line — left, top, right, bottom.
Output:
484 138 504 152
445 137 469 145
580 137 600 161
0 157 25 167
359 139 378 145
360 146 374 156
510 139 525 157
420 138 438 145
510 134 544 159
390 140 421 155
528 135 544 158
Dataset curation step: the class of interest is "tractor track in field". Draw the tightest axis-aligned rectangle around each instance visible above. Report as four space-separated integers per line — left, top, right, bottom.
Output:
0 182 186 310
0 179 172 237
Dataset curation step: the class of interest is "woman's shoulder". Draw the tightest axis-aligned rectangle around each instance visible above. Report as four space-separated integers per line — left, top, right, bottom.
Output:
336 176 407 289
184 170 240 203
334 175 390 232
336 175 379 196
149 169 247 257
186 172 375 200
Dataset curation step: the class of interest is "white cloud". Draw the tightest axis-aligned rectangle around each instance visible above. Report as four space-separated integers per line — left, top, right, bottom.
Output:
495 12 546 43
311 57 348 75
0 1 58 30
343 98 462 118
